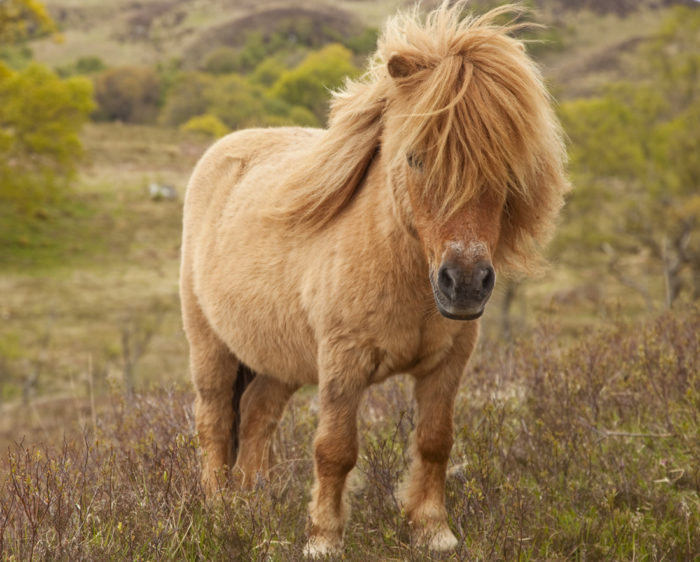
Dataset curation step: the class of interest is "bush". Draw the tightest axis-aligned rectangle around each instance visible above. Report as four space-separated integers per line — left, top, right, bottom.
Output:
1 310 698 559
204 73 267 129
249 56 285 88
201 46 240 75
0 43 32 69
159 71 213 127
57 55 106 77
180 114 228 138
93 66 162 123
270 43 359 122
0 0 55 43
0 61 94 207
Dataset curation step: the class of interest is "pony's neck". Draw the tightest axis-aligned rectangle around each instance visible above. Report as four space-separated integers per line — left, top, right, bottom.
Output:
362 152 426 267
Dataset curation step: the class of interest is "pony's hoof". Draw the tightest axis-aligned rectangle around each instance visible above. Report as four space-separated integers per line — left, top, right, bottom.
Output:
303 536 341 558
427 527 458 551
414 524 458 552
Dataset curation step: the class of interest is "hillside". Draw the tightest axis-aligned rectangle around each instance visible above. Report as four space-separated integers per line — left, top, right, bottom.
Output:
32 0 404 66
29 0 695 99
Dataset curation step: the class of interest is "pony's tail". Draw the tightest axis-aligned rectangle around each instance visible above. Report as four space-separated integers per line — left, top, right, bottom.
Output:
231 362 256 463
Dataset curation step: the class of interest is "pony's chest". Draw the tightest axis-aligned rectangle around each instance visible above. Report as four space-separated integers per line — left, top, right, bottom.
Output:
369 316 464 383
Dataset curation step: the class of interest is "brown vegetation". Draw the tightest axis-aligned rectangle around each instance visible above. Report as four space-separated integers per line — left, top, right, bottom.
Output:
1 310 698 559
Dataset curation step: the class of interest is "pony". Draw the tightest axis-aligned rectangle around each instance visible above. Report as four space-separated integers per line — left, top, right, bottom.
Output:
180 1 569 555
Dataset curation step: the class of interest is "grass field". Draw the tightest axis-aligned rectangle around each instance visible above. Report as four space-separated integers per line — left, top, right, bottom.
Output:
0 124 209 453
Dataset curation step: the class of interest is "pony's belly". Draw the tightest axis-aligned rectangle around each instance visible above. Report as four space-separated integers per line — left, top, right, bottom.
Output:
197 274 319 386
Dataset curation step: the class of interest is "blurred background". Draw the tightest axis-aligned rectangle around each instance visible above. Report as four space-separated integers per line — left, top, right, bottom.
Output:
1 0 699 446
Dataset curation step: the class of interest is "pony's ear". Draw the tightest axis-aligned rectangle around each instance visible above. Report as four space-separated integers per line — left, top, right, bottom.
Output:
387 53 420 79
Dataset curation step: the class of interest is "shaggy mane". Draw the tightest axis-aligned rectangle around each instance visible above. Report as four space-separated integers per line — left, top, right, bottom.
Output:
273 1 569 274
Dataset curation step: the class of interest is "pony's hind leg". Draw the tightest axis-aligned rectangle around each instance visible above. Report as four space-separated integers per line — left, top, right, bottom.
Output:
190 336 239 496
181 278 239 496
234 373 298 487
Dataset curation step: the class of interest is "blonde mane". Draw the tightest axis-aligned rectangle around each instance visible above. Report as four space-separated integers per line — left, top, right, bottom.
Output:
274 1 569 275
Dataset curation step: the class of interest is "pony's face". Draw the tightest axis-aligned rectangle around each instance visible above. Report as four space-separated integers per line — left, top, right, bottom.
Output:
405 159 503 321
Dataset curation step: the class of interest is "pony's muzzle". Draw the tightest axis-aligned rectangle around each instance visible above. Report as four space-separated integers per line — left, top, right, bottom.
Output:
433 260 495 320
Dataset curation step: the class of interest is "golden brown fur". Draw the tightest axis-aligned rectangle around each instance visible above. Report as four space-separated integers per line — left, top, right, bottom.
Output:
274 2 568 274
180 1 568 555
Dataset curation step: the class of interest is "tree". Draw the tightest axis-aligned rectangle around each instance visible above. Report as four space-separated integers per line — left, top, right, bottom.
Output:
93 66 162 123
0 0 55 43
558 7 700 307
160 70 319 130
159 71 214 127
0 62 94 207
270 43 359 122
204 73 267 129
0 1 93 211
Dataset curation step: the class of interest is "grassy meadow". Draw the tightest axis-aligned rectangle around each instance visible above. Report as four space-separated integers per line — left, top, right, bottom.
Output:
1 0 699 559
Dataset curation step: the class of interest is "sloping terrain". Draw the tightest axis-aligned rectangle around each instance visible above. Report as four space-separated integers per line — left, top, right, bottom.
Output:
30 0 696 98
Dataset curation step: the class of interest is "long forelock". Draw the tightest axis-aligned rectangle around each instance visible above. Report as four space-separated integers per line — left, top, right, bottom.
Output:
378 2 558 220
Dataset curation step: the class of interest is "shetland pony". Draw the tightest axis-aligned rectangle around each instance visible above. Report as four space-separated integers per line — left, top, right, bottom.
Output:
180 1 568 555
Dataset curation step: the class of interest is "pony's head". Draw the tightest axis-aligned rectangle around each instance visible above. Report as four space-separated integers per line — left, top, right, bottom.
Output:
275 2 569 321
377 2 569 319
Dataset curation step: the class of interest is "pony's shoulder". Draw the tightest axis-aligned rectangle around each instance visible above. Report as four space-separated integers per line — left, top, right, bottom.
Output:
185 126 324 216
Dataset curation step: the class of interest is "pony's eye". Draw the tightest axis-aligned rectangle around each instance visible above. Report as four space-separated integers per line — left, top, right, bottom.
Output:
406 153 424 171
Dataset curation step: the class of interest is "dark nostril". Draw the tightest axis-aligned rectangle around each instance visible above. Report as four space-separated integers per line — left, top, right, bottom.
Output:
437 265 458 298
478 264 495 293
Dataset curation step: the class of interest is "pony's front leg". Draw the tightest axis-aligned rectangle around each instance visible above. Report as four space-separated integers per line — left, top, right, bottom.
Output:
304 348 369 557
400 327 478 551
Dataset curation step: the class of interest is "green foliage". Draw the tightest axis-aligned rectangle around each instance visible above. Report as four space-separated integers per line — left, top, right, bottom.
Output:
161 19 369 130
643 6 700 112
56 55 107 78
204 73 267 129
0 43 32 68
180 114 228 138
556 8 700 303
159 71 213 127
0 62 94 208
161 60 329 130
93 66 162 124
270 43 359 121
343 27 379 55
0 0 55 43
201 46 241 75
233 31 268 72
249 55 286 88
285 105 317 127
201 32 271 75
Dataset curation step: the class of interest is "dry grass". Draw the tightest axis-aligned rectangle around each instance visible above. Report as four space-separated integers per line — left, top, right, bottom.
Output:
2 309 698 560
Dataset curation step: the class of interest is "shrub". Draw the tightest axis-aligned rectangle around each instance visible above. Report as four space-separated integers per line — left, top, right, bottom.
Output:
201 46 240 75
1 310 698 559
57 55 106 77
0 0 55 43
270 43 359 122
204 73 267 129
159 71 213 127
93 66 162 124
180 114 228 138
0 61 93 207
249 56 285 88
